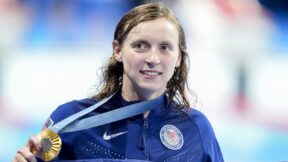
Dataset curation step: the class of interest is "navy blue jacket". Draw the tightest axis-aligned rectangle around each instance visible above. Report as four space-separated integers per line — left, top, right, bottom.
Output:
39 93 223 162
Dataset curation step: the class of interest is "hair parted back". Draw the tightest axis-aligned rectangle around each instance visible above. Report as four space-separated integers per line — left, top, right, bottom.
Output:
93 2 192 110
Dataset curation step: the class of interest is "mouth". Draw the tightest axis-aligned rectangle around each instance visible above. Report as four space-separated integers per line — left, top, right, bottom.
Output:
140 70 162 76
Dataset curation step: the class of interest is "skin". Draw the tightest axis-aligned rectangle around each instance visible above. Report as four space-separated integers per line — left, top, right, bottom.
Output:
13 134 41 162
114 17 181 102
13 17 181 162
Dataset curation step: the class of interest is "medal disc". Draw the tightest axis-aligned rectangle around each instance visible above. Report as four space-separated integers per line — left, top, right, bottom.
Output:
34 129 62 161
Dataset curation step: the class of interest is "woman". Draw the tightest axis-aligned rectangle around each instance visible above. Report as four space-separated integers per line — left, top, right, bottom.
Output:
14 3 224 162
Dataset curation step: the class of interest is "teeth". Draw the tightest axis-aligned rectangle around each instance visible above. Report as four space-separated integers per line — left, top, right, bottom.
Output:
142 71 160 76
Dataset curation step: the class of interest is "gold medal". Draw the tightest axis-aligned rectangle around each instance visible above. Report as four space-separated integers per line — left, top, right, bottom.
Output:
32 129 62 161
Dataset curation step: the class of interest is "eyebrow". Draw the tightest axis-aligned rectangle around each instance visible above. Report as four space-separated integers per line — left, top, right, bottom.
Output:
131 39 175 45
130 39 150 45
160 40 174 45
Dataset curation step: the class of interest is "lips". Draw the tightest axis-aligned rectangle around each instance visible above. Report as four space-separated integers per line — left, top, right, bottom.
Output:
140 70 162 76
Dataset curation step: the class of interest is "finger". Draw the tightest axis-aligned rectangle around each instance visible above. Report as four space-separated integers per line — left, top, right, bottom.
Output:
17 148 37 162
27 134 42 151
13 153 27 162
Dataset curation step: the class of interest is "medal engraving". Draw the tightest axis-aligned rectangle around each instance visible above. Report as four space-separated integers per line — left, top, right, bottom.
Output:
35 129 62 161
41 137 52 153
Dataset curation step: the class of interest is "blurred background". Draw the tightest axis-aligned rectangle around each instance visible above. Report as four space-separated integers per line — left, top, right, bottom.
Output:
0 0 287 161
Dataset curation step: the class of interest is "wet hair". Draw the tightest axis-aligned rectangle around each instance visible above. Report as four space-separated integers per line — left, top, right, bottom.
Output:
93 3 192 110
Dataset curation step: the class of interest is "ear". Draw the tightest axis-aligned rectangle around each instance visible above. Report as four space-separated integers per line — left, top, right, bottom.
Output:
113 40 122 62
175 52 181 67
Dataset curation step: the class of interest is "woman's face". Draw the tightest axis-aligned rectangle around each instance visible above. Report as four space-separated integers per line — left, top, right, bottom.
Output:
114 18 181 99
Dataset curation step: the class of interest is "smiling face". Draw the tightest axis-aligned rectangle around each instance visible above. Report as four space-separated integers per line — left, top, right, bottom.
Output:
114 18 181 100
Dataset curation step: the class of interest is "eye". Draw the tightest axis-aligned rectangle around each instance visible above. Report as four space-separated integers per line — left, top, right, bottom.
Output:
132 41 149 52
160 44 173 53
135 42 147 49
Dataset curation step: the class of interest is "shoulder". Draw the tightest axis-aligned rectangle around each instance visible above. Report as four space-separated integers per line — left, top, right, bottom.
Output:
49 98 97 123
184 108 224 161
185 108 215 137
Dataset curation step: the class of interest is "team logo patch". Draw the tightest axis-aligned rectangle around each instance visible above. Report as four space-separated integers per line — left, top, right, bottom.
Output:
160 125 184 150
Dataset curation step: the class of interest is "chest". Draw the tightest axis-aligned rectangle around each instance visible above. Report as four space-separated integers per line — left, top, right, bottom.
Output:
60 116 205 162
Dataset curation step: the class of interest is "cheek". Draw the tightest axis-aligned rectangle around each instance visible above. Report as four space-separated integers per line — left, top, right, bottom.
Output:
122 58 140 72
168 66 176 77
164 62 177 76
166 59 180 77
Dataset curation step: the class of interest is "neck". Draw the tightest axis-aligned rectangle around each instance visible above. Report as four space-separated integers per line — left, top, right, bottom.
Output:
121 88 163 101
121 77 165 102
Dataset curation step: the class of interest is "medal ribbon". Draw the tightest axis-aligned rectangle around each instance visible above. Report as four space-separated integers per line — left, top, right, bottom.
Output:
36 93 164 161
49 93 164 133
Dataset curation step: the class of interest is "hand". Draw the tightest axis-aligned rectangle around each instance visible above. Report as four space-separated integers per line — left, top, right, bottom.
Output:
13 134 42 162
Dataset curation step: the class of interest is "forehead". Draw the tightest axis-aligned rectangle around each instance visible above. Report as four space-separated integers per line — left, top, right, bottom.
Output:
126 18 179 43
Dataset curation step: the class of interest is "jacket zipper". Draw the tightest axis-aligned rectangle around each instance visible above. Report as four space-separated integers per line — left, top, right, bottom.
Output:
143 118 150 160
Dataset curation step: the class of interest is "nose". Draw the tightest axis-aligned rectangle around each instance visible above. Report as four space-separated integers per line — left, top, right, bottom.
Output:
145 50 160 66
